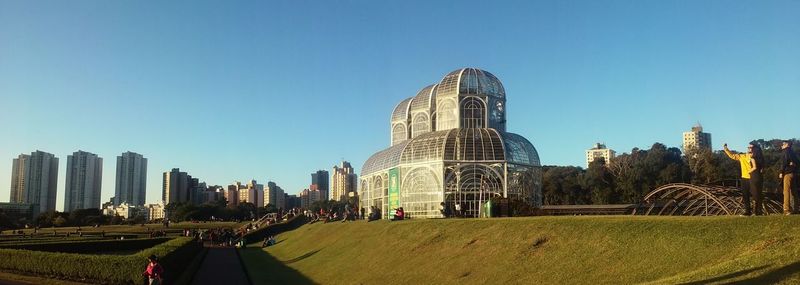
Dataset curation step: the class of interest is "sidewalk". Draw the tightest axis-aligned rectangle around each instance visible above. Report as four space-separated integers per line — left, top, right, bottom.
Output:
192 245 250 285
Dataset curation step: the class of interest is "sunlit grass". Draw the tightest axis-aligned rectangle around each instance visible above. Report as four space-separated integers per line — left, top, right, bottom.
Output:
240 216 800 284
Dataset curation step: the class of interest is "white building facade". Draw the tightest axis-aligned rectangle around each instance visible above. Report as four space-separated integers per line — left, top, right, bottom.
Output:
586 143 616 167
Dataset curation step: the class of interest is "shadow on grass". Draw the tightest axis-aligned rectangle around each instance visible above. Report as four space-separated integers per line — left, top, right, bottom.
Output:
241 248 317 285
284 249 321 264
678 265 768 285
733 261 800 284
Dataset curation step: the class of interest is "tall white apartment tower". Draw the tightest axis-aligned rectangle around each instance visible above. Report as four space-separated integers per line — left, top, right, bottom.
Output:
331 161 357 202
9 154 30 203
115 152 147 206
64 151 103 211
24 151 59 212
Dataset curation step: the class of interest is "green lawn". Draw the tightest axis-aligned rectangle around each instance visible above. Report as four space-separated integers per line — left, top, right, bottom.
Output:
0 271 90 285
239 216 800 284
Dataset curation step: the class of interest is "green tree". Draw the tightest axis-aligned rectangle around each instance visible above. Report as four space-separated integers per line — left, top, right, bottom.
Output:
585 158 615 204
52 216 67 227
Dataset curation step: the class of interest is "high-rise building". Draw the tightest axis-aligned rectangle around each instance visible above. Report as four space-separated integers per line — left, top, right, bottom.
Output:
586 143 616 167
224 184 239 206
264 181 279 208
311 170 329 201
235 180 263 207
163 168 190 205
275 187 286 210
300 188 321 209
263 181 286 210
23 151 59 213
64 151 103 211
9 154 29 203
683 124 712 151
188 178 207 205
331 161 357 202
114 152 147 206
252 181 264 208
286 194 300 209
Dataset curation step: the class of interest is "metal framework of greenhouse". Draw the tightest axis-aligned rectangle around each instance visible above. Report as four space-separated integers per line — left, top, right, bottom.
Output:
359 68 543 219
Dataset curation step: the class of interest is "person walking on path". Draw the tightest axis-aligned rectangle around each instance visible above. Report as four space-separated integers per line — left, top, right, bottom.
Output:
142 254 164 285
780 140 800 215
724 143 763 216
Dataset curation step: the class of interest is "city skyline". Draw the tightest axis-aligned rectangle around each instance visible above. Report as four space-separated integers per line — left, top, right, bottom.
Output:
2 1 798 211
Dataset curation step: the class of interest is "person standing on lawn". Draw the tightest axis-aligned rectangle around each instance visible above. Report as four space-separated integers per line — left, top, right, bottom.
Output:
780 140 800 215
724 143 762 216
143 254 164 285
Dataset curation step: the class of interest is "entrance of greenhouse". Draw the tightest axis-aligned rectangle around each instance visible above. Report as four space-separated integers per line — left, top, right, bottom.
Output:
444 192 502 218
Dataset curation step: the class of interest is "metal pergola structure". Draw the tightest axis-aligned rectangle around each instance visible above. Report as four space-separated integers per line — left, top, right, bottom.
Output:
633 183 782 216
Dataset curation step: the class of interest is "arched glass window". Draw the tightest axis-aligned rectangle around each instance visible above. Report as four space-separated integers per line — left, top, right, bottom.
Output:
391 123 407 145
460 97 485 128
411 113 430 138
437 100 457 130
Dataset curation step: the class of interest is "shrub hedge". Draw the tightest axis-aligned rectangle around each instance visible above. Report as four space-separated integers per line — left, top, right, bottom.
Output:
0 237 170 253
0 237 202 284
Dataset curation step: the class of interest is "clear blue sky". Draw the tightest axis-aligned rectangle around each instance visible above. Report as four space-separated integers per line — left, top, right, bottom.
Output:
1 1 798 210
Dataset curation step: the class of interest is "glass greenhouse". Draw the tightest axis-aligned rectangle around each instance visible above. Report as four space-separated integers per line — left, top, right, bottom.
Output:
360 68 542 219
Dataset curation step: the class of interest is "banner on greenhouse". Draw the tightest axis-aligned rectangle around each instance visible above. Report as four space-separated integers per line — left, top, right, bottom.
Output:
388 168 400 218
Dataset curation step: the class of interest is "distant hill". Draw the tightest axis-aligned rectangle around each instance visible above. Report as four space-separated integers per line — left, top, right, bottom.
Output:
240 216 800 284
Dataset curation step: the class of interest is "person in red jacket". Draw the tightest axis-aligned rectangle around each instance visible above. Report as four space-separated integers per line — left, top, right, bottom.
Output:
143 254 164 285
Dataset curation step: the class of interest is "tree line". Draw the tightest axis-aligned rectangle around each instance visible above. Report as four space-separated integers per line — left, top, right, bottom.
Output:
543 139 799 205
0 198 285 229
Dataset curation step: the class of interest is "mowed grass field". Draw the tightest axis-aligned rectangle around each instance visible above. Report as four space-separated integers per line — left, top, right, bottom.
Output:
240 216 800 285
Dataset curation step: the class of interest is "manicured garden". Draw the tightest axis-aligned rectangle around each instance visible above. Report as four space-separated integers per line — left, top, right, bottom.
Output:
0 222 243 284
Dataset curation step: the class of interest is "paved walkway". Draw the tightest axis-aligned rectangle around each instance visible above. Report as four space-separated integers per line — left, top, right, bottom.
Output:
192 245 250 285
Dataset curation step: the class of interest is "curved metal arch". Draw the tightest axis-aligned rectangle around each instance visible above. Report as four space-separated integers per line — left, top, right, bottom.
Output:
636 183 782 216
641 183 735 215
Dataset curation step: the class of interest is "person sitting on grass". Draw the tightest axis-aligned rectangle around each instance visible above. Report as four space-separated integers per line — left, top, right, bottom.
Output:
367 206 380 222
142 254 164 285
390 207 405 221
262 235 276 247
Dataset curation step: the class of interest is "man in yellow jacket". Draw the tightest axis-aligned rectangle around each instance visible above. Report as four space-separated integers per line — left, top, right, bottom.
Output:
723 143 760 216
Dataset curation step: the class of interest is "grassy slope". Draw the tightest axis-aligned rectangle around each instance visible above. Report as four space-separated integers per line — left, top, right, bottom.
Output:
240 216 800 285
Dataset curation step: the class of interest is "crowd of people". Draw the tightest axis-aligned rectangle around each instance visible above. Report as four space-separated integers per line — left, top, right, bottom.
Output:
301 204 411 223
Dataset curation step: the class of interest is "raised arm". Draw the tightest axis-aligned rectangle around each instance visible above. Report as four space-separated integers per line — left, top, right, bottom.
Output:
723 144 739 160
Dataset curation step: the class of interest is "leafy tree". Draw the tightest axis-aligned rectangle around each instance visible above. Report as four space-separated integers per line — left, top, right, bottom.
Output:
585 158 616 204
52 216 67 227
542 166 588 205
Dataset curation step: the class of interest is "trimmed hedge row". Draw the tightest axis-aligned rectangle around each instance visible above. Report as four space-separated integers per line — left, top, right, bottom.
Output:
0 237 170 253
0 237 202 284
242 214 307 244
